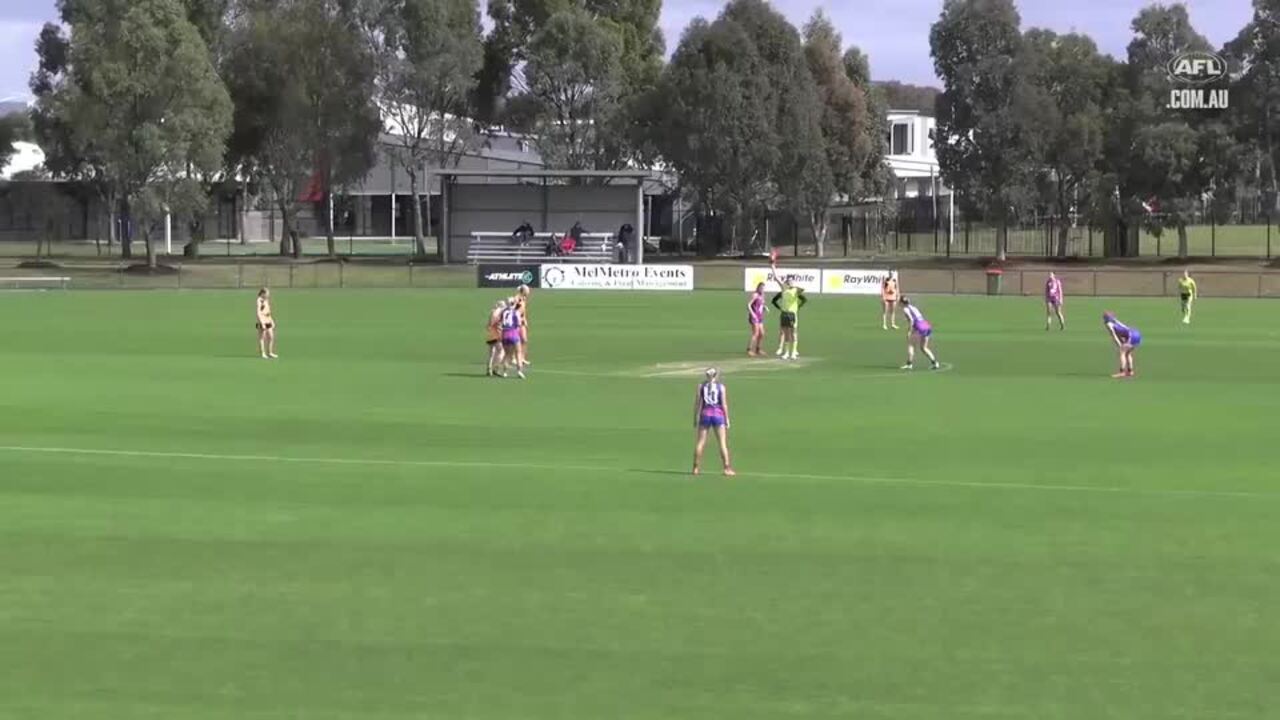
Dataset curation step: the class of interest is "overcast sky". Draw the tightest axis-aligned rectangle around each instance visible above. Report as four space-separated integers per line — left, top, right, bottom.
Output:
0 0 1253 102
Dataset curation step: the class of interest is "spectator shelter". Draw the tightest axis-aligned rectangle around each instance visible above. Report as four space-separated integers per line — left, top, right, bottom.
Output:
438 169 651 264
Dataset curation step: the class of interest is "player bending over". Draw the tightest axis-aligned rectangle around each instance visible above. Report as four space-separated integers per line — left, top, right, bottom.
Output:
692 368 735 477
255 288 278 360
486 300 506 377
1177 270 1197 325
882 271 900 330
771 277 807 360
900 297 940 370
1045 272 1066 331
499 301 526 379
1103 311 1141 378
747 282 768 356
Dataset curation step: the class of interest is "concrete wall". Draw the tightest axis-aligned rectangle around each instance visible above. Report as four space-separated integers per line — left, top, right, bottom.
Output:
446 183 638 262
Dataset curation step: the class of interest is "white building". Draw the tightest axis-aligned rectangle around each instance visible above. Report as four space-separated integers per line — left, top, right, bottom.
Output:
885 110 948 200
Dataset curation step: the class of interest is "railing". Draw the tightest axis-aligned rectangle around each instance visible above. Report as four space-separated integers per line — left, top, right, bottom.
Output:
466 232 618 264
2 262 1279 298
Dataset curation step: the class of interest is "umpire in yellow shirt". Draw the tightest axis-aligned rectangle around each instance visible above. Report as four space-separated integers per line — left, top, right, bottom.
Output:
1177 270 1197 325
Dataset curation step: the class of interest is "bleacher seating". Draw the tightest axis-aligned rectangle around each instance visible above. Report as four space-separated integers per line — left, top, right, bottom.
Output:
466 232 618 265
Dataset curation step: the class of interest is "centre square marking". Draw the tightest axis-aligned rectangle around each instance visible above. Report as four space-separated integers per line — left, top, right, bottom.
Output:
637 357 820 378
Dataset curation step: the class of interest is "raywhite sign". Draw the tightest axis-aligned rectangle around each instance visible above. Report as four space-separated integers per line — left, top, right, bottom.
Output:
821 269 891 295
540 264 694 291
743 267 822 293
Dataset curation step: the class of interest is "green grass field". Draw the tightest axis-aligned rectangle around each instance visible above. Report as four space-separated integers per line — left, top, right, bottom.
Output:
2 288 1277 719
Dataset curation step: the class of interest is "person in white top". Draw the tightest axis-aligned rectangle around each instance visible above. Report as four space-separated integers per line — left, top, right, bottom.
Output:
900 298 939 371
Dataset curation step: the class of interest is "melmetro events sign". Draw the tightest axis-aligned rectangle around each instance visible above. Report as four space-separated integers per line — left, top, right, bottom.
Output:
541 264 694 291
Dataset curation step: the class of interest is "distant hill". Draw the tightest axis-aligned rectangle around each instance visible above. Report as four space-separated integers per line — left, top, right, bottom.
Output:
0 101 28 118
874 81 940 116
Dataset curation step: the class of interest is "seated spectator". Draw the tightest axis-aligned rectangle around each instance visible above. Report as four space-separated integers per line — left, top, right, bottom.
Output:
545 234 564 256
512 221 535 245
559 233 577 255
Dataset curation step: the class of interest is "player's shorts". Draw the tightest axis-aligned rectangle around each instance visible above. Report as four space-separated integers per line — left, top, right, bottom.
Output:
780 312 797 329
913 322 932 338
1180 293 1192 305
501 330 522 346
1127 330 1142 347
748 315 763 326
699 412 726 428
256 322 273 331
1046 296 1062 307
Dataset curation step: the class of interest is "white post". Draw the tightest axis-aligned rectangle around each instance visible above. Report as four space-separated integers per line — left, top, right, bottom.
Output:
635 179 645 265
390 193 396 242
949 188 955 246
164 212 172 255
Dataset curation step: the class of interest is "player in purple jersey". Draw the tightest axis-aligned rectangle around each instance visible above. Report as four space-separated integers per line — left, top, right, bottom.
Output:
1103 311 1141 378
900 298 940 370
746 282 768 356
498 302 526 379
692 368 736 476
1044 272 1066 331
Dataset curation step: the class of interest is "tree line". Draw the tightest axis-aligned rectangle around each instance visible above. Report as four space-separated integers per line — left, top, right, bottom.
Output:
10 0 1278 264
934 0 1280 260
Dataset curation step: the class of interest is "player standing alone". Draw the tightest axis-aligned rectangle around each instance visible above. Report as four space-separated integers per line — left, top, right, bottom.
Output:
772 276 807 360
692 368 735 477
1045 272 1066 331
881 271 900 330
747 282 768 356
900 297 940 370
255 288 278 360
1177 270 1197 325
1103 311 1141 378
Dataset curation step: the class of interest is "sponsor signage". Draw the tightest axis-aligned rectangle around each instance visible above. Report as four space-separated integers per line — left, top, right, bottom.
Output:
540 263 694 291
743 267 822 293
822 269 891 295
477 264 541 288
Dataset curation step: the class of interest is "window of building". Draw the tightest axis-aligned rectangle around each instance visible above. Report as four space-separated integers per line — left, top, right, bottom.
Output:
891 123 912 155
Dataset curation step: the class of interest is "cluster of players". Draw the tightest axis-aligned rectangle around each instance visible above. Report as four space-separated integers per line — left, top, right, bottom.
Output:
485 285 532 379
746 266 939 371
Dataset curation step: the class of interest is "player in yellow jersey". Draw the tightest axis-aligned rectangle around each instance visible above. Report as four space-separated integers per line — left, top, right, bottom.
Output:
770 274 807 361
1177 270 1197 325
